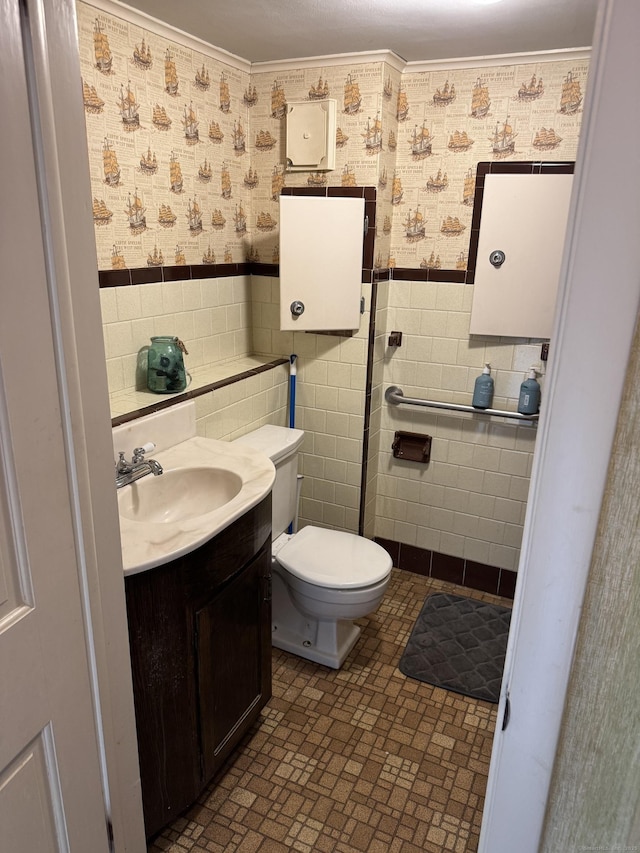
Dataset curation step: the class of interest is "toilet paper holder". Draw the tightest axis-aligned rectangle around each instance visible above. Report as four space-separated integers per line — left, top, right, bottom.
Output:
392 431 432 463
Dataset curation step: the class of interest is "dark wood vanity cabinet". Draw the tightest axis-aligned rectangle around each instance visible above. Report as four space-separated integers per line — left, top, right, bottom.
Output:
124 496 272 839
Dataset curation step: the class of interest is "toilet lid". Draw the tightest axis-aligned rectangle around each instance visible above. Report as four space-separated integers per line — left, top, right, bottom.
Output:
276 526 392 589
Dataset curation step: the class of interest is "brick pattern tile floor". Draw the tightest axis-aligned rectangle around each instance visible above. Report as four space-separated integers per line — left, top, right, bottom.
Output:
148 569 510 852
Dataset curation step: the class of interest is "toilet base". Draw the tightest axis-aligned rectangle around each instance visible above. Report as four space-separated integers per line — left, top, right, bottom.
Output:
271 567 362 668
272 619 361 669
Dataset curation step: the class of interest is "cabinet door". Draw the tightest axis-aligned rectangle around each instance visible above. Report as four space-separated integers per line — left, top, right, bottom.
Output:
196 544 272 782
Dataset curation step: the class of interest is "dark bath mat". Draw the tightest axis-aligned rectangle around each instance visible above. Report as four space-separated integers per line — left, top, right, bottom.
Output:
399 592 511 703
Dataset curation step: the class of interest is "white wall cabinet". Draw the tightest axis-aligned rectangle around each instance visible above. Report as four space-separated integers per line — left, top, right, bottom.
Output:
470 173 574 339
279 196 365 332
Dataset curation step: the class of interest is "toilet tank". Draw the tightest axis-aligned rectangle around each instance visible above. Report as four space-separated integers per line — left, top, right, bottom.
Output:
233 426 305 538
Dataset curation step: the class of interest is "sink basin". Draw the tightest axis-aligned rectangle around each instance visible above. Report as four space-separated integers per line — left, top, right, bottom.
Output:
118 466 243 524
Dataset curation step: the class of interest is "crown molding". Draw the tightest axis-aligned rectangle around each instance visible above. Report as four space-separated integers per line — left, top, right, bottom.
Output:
82 0 252 72
405 46 591 74
251 49 406 75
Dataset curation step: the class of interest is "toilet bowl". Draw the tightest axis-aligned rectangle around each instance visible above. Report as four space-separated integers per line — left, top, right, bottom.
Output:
233 426 392 668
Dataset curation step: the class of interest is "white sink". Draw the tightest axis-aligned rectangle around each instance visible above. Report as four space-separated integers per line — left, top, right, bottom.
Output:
116 435 275 576
118 467 243 524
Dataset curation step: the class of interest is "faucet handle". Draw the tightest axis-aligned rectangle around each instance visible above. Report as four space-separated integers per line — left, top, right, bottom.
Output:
116 451 132 474
132 442 156 463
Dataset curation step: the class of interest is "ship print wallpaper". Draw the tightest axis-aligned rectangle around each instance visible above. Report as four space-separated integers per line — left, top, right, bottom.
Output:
78 2 587 276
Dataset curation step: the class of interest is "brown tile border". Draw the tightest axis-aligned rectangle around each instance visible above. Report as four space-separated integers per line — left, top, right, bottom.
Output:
374 536 517 599
111 357 289 427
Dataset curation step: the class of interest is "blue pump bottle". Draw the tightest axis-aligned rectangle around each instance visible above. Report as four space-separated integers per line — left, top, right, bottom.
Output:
472 362 494 409
517 367 541 415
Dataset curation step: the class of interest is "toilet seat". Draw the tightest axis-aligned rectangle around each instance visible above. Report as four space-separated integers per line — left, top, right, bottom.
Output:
276 525 392 589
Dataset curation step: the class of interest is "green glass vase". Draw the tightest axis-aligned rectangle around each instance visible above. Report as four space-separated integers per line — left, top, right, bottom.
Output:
147 336 188 393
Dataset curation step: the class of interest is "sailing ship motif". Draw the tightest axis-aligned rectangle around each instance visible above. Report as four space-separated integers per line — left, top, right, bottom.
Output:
456 252 468 271
175 245 186 265
410 122 433 160
111 245 126 269
169 152 183 193
147 246 164 267
198 158 213 182
82 80 104 114
421 251 441 270
388 130 397 151
118 81 140 130
533 127 563 150
102 139 120 186
470 78 490 118
194 64 210 91
224 245 233 263
202 245 216 264
391 172 403 205
518 74 544 100
211 208 226 229
462 168 476 206
382 215 392 235
272 244 280 264
387 255 396 269
343 74 361 115
93 20 112 74
233 120 246 154
139 146 158 174
244 167 259 189
560 70 582 114
221 163 232 199
271 165 285 199
255 129 277 150
92 198 112 225
132 37 152 70
383 75 393 100
186 197 203 234
362 114 383 154
336 127 349 148
433 80 456 105
219 73 231 113
152 104 171 130
490 117 517 158
404 206 425 242
378 167 388 190
208 120 224 143
125 189 146 234
234 202 247 234
426 170 448 192
164 50 178 96
158 203 177 227
448 130 474 151
396 87 409 122
271 81 287 119
247 245 260 264
307 172 327 187
244 85 258 106
182 102 199 144
309 76 329 100
341 164 356 187
441 215 465 235
256 211 277 231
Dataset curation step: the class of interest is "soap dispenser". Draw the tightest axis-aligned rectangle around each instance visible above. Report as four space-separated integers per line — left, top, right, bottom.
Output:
518 367 541 415
472 363 494 409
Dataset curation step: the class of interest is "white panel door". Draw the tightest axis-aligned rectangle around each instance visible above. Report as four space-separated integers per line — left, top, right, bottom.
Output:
470 173 573 338
279 196 365 331
0 0 110 849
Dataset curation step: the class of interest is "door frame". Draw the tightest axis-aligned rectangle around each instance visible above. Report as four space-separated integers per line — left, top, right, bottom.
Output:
479 0 640 848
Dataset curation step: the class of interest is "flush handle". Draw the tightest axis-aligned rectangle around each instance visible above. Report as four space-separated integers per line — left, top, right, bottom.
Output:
290 300 305 317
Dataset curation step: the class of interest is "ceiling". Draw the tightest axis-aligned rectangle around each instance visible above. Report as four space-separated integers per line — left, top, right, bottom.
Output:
120 0 599 64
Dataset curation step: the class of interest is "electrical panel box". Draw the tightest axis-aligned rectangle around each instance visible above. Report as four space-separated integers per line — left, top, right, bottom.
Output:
286 100 337 172
279 195 365 331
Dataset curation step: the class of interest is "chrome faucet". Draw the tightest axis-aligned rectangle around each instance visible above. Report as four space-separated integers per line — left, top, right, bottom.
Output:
115 445 163 489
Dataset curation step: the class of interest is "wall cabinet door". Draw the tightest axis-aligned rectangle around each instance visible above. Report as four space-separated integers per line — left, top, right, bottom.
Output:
197 545 271 782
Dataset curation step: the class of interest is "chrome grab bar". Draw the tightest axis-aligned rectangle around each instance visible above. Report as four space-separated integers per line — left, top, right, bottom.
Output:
384 385 539 422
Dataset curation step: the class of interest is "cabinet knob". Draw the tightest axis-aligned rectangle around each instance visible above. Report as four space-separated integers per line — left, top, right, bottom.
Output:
489 250 506 268
290 300 305 317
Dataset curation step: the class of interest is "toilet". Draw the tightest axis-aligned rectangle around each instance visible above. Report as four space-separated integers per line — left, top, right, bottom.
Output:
233 425 392 668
